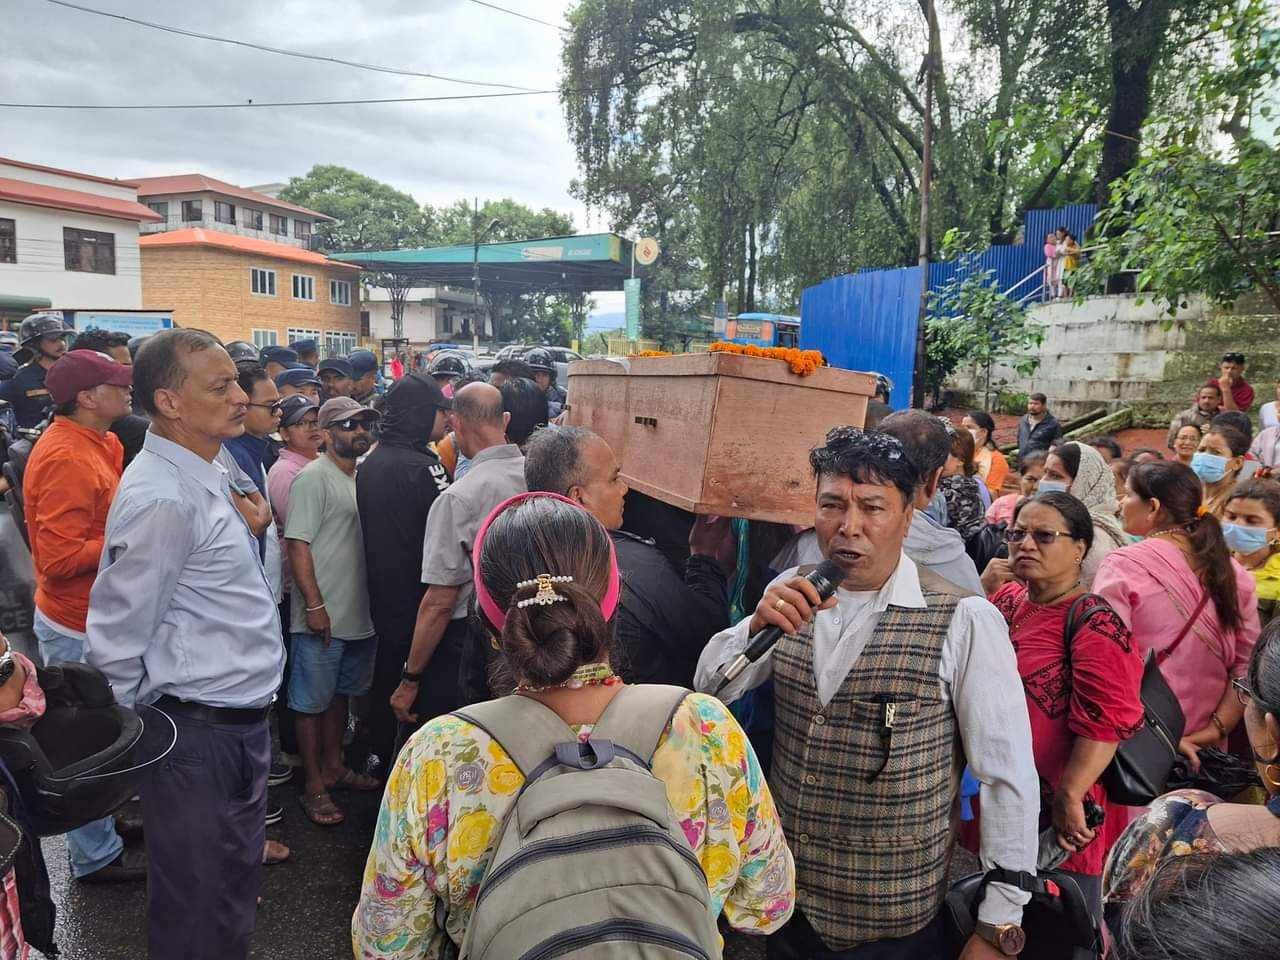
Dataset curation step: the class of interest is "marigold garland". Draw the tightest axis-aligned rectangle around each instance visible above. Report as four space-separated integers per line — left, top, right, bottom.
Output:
630 350 673 358
708 341 826 376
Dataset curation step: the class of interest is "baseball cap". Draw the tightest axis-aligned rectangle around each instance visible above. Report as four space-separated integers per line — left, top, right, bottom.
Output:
278 394 319 428
290 338 318 355
318 396 381 428
348 349 379 377
275 367 322 389
46 349 133 404
261 345 299 366
317 357 354 379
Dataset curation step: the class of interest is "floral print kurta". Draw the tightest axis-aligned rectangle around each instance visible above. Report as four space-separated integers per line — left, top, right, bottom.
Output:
352 691 795 958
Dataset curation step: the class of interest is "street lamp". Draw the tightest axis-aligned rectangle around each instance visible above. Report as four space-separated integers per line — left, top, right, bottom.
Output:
473 216 503 353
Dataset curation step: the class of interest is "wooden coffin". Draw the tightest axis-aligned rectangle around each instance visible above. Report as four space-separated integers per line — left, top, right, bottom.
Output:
566 352 876 524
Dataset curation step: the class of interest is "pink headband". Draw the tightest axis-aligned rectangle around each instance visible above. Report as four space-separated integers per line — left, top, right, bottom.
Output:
472 491 621 631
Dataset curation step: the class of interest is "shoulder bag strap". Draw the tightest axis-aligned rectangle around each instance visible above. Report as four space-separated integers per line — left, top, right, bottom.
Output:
1155 591 1212 666
1061 593 1113 665
451 695 578 778
589 684 691 765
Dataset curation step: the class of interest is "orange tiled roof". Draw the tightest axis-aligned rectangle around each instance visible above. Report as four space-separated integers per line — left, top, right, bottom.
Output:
139 228 359 270
0 177 164 222
131 174 333 221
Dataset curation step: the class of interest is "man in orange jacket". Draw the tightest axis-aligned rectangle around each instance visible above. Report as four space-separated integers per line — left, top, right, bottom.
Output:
24 348 145 883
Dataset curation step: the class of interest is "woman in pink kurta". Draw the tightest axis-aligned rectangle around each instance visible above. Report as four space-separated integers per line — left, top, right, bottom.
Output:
1095 461 1260 772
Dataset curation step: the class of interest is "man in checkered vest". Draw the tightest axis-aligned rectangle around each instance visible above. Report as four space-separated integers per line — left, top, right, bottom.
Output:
698 420 1039 959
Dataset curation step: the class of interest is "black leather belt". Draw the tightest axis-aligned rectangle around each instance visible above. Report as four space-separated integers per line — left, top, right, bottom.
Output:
153 695 269 726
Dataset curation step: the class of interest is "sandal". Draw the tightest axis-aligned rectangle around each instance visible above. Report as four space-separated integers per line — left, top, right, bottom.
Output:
300 791 344 826
328 769 381 792
263 839 291 865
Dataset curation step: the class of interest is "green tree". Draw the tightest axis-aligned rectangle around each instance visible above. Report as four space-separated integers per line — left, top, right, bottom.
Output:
279 164 426 252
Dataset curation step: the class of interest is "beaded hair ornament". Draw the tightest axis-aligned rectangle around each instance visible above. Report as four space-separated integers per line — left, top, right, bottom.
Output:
472 491 621 630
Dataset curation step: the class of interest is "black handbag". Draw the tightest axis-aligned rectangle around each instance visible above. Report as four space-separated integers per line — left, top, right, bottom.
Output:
943 867 1102 960
1063 593 1199 807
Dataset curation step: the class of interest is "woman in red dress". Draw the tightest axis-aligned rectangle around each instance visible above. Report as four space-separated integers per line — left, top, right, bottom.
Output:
987 491 1145 917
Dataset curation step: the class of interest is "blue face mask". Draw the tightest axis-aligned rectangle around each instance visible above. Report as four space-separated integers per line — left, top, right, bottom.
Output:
1222 522 1273 555
1037 479 1069 494
1190 452 1230 484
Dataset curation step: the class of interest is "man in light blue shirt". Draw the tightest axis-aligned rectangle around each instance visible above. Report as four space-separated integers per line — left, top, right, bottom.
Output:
88 328 284 960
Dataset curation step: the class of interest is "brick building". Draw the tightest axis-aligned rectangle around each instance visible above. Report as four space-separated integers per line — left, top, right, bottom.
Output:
140 229 361 352
133 174 363 352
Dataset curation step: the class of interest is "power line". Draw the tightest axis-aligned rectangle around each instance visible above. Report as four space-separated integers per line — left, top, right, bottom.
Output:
42 0 545 92
464 0 568 31
0 90 556 110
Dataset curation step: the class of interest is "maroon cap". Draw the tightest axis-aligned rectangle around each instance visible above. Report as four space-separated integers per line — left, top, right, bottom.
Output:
46 349 133 404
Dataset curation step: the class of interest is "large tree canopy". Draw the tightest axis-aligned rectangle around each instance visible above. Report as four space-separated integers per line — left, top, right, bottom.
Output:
560 0 1234 320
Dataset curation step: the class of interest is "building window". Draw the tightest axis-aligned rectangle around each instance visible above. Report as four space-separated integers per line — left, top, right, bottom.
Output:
0 218 14 264
328 279 351 306
250 267 277 296
252 329 279 349
440 312 454 334
63 227 116 275
146 201 168 219
295 220 312 240
270 214 288 236
324 331 356 357
287 327 322 348
214 201 236 225
243 208 264 231
291 274 315 301
181 199 202 222
359 310 370 338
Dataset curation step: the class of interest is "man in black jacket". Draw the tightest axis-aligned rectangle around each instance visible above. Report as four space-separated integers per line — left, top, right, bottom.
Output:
524 425 732 686
355 373 451 772
1016 392 1063 459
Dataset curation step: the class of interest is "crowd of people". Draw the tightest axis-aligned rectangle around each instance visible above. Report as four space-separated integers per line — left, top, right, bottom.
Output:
1 319 1279 960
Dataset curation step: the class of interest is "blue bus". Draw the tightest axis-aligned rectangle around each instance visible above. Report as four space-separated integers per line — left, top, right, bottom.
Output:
724 312 800 349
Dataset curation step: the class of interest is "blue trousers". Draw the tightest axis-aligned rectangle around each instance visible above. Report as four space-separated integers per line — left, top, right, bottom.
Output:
33 615 124 878
143 711 269 960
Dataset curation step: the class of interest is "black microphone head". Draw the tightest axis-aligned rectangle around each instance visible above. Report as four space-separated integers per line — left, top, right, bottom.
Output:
809 559 846 601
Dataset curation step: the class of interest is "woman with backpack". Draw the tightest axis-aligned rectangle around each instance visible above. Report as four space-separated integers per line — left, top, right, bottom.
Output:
983 492 1144 917
1094 462 1260 776
352 492 794 959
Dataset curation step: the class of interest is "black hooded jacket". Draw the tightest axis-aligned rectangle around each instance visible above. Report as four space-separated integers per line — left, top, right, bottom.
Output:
355 375 451 644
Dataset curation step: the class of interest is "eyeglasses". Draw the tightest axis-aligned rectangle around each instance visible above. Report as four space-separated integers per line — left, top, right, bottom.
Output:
331 418 372 432
1234 676 1253 706
1005 527 1075 547
247 401 283 414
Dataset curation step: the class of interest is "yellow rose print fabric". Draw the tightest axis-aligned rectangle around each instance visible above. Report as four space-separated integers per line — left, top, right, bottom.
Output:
352 692 795 958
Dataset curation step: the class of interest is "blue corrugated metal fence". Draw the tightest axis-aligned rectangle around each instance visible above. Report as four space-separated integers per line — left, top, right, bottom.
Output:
800 204 1098 403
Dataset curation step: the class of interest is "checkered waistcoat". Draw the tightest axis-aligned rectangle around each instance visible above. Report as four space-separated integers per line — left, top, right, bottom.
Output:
771 568 967 950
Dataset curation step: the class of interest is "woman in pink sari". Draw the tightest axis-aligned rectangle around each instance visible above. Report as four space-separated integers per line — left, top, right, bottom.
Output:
1094 461 1260 772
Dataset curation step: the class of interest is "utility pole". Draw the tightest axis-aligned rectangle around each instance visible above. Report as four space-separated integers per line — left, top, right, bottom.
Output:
911 49 935 410
472 197 481 354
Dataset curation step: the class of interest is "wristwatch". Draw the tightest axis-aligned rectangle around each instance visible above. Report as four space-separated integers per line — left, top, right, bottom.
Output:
400 666 424 683
974 921 1026 956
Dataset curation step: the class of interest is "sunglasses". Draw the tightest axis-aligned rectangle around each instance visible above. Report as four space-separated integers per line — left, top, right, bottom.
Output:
247 401 283 414
1005 527 1075 547
330 418 373 432
1223 353 1246 364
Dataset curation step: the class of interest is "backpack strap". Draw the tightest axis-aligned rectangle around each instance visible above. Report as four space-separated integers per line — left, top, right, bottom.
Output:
589 684 691 766
452 695 577 778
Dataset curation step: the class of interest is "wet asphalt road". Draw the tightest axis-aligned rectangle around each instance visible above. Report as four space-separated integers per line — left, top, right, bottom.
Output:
39 779 770 960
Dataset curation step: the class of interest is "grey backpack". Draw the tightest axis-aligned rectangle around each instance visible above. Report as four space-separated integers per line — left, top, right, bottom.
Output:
451 684 721 960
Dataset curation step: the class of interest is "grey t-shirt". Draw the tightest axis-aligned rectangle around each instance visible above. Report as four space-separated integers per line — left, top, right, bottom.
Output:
421 444 527 620
285 454 374 640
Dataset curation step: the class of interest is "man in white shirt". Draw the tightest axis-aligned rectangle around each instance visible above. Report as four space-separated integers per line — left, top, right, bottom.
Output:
696 426 1038 960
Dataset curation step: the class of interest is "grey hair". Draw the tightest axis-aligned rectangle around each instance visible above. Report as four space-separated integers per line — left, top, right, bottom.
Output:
524 425 595 495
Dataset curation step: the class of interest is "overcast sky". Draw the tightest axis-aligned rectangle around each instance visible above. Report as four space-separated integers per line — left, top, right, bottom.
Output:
1 0 626 315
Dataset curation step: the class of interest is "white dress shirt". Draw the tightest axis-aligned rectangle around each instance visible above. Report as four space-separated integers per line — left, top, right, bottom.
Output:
695 552 1039 928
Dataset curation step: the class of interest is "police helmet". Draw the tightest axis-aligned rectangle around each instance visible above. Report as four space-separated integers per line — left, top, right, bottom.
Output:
224 340 259 364
524 347 555 375
0 662 176 836
18 314 71 349
428 350 473 380
0 332 18 351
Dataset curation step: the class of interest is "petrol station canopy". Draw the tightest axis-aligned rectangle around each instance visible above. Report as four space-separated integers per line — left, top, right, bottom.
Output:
329 233 642 294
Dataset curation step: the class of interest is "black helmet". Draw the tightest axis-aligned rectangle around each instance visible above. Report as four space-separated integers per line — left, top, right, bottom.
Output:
18 314 71 349
0 662 176 836
524 347 555 375
428 350 473 380
224 340 259 364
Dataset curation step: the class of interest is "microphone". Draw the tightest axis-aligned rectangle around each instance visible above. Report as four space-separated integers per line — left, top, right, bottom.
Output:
711 559 845 697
